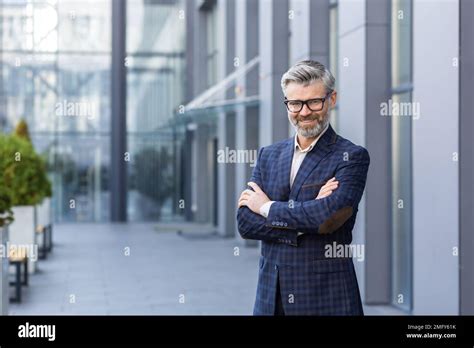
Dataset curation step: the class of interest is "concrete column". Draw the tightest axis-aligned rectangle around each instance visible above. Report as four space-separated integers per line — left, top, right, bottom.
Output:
258 0 289 147
193 124 212 223
184 0 197 102
184 1 216 223
337 0 369 302
412 0 459 314
460 0 474 315
186 0 209 97
364 0 392 305
110 0 127 222
289 0 330 66
183 127 194 221
184 1 204 221
216 0 237 237
234 0 259 244
218 112 236 237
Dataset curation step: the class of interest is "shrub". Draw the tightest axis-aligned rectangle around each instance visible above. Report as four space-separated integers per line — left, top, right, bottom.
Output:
0 133 49 207
14 120 52 199
14 119 31 142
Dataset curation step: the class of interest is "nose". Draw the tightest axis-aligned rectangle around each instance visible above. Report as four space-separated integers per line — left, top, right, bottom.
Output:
299 103 312 116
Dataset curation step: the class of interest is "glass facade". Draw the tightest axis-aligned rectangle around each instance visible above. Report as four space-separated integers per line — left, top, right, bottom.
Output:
0 0 187 223
126 0 186 222
1 0 111 222
205 4 218 88
390 0 413 312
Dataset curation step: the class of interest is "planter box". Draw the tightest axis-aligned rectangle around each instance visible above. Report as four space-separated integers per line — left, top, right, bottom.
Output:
0 226 8 315
35 198 51 249
9 206 38 274
36 197 51 227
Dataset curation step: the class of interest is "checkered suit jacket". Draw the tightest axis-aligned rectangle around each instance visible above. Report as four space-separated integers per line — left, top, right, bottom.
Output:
237 125 370 315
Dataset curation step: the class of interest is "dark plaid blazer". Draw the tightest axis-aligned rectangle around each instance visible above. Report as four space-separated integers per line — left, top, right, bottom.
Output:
237 125 370 315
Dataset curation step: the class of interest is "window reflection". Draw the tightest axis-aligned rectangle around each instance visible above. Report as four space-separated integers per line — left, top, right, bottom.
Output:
1 0 111 222
126 0 186 222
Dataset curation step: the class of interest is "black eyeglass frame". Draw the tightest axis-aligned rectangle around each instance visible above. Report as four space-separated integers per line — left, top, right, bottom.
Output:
283 91 333 112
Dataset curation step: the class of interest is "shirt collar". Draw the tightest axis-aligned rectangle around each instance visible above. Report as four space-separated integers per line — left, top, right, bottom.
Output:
294 124 329 153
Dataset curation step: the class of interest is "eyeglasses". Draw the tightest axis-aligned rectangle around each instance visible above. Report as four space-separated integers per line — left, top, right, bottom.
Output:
284 92 332 113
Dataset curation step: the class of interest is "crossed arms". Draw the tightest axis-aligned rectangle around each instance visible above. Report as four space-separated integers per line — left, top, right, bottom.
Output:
236 146 370 246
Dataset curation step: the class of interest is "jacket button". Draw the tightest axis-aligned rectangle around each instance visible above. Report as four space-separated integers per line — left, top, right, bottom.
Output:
274 265 278 270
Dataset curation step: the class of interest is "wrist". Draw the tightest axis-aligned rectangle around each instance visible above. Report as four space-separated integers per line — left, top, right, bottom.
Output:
259 201 274 218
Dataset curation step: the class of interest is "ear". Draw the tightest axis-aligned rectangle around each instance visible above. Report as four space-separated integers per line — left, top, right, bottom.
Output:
330 91 337 108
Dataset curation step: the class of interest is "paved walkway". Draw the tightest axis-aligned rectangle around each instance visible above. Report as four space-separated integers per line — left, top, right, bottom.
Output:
9 223 405 315
9 223 260 315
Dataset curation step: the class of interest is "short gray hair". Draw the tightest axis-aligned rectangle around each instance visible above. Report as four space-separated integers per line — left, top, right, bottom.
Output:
281 60 335 96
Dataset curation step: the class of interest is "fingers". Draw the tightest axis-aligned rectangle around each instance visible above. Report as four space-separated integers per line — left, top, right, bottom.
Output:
319 189 332 197
320 181 339 193
316 191 332 200
247 181 263 193
238 189 253 201
238 195 249 207
239 189 252 197
324 177 337 186
316 179 339 200
238 189 255 207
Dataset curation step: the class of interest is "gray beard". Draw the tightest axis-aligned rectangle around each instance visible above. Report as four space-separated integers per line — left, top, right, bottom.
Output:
289 114 330 139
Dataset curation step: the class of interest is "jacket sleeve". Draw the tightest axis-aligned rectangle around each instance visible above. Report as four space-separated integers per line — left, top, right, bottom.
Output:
265 146 370 233
236 147 300 246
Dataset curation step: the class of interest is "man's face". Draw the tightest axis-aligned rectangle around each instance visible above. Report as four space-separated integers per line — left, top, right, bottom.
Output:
285 81 337 138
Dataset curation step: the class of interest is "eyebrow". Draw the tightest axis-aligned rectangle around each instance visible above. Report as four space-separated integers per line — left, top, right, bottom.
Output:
285 96 327 101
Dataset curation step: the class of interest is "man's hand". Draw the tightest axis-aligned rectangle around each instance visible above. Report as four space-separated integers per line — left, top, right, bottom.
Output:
316 177 339 199
238 182 271 215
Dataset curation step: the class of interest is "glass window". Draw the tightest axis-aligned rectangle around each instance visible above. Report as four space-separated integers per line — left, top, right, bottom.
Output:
392 0 412 89
205 5 218 88
126 0 186 222
0 0 111 222
390 0 413 312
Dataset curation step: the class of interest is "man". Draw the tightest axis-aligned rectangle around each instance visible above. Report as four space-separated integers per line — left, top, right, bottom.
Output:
236 60 370 316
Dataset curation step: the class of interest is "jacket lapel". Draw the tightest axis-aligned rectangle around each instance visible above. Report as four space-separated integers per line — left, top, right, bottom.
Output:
289 125 338 201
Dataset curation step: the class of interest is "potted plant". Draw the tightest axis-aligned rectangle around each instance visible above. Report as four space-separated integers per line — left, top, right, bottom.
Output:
1 121 51 273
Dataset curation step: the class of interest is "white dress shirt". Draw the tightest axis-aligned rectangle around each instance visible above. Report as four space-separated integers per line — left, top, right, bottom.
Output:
259 125 329 218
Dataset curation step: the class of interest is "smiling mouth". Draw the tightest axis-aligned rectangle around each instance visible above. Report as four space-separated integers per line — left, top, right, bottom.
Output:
298 119 317 124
